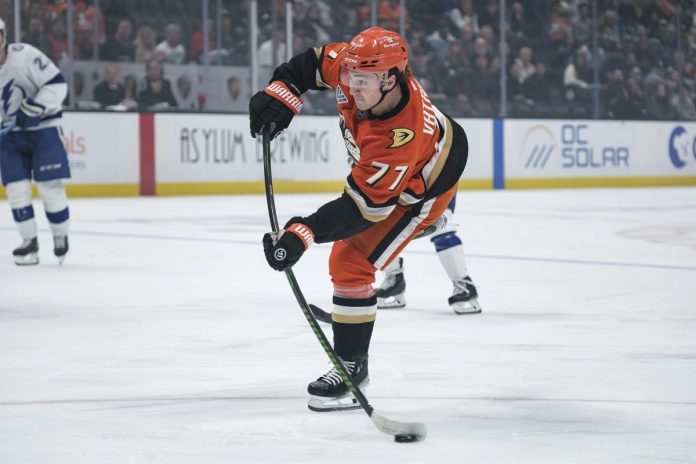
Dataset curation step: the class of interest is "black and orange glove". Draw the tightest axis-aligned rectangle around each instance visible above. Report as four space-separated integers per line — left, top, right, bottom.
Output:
249 81 303 139
262 220 314 271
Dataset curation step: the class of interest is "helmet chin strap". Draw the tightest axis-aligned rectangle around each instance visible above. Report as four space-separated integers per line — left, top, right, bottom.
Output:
366 75 393 112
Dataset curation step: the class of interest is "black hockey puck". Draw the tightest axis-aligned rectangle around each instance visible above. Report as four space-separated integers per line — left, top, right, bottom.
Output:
394 433 418 443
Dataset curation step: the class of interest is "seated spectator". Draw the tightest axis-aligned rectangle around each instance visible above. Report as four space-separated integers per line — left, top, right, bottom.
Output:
449 0 479 36
188 20 217 63
599 9 623 53
258 28 287 78
155 24 186 65
646 83 677 120
93 64 126 108
563 46 592 101
507 60 527 102
572 2 592 47
137 60 178 111
547 7 573 67
643 63 666 95
101 18 134 62
478 25 497 49
445 40 470 75
74 3 105 59
508 2 534 48
379 0 409 31
523 62 551 104
478 0 500 34
514 46 535 84
47 16 78 62
467 36 493 63
22 17 47 52
300 4 331 43
425 20 458 65
605 68 631 118
623 76 647 119
670 81 696 120
133 24 158 63
468 55 498 109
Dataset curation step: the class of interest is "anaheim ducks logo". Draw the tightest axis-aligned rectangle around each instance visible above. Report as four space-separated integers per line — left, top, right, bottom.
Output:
389 128 415 148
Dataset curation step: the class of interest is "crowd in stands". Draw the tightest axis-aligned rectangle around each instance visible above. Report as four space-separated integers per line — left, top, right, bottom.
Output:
1 0 694 119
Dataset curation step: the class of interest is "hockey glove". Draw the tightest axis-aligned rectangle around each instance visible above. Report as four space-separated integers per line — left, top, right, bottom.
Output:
263 220 314 271
16 98 45 128
249 81 303 139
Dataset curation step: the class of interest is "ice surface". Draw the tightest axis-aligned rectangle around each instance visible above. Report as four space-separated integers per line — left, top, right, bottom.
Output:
1 187 695 463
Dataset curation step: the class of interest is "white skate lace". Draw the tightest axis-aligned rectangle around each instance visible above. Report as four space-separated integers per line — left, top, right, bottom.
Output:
54 236 66 248
453 278 473 297
320 361 355 386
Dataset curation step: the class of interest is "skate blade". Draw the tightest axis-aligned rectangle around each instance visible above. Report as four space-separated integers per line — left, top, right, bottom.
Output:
308 394 361 412
14 253 39 266
377 295 406 309
452 298 482 315
56 255 66 265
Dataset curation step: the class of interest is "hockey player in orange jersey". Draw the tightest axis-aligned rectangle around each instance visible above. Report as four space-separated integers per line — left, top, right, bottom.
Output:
250 27 471 411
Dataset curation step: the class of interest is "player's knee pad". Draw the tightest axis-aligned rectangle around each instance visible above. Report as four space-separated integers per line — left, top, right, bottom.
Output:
37 179 69 224
6 180 33 209
37 179 67 211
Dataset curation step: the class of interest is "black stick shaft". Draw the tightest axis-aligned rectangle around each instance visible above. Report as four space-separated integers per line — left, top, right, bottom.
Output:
261 126 374 417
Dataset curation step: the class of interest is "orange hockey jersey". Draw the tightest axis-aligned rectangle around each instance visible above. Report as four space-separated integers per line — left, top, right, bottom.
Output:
313 42 467 223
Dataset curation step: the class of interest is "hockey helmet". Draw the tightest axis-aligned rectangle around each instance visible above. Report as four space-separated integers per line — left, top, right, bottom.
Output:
340 27 408 89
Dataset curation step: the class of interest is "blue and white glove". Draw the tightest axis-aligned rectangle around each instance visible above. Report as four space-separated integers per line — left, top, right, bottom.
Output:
15 98 45 128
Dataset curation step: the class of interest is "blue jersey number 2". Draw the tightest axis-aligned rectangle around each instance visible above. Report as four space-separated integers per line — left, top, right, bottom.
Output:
34 57 48 71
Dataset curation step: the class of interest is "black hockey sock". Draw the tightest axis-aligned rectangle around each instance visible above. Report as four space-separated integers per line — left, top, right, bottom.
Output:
333 320 375 362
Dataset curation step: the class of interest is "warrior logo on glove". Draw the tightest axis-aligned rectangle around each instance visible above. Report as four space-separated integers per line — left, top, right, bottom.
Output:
274 248 287 261
249 80 304 140
263 221 314 271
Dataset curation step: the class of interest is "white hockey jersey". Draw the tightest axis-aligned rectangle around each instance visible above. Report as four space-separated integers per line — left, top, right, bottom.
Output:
0 43 67 131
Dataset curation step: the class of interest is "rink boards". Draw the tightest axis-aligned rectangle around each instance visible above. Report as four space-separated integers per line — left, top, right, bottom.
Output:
1 112 695 197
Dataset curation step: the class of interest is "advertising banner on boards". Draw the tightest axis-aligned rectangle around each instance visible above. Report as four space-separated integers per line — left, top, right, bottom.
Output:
62 112 140 186
154 114 494 188
505 120 696 183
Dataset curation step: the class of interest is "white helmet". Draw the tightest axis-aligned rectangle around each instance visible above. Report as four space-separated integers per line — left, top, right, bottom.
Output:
0 17 5 35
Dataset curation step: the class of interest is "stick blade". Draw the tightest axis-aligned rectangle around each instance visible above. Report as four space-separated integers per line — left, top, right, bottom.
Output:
308 304 332 324
371 410 427 442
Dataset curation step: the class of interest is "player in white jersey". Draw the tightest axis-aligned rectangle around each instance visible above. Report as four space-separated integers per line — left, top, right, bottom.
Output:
375 194 482 314
0 17 70 265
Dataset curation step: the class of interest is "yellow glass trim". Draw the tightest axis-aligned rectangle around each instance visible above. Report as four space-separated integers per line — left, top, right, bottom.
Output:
506 176 696 189
0 183 139 198
458 179 493 190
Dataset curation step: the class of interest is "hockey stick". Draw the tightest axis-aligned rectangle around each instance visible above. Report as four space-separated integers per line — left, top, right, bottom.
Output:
0 124 15 137
308 304 332 324
261 126 427 442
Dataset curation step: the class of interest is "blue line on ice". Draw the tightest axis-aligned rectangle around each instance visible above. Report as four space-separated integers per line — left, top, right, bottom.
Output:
3 226 693 272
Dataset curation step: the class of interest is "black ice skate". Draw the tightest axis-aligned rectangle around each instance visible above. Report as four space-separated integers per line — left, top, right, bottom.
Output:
53 236 69 265
307 359 369 412
449 276 482 315
13 237 39 266
376 257 406 309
